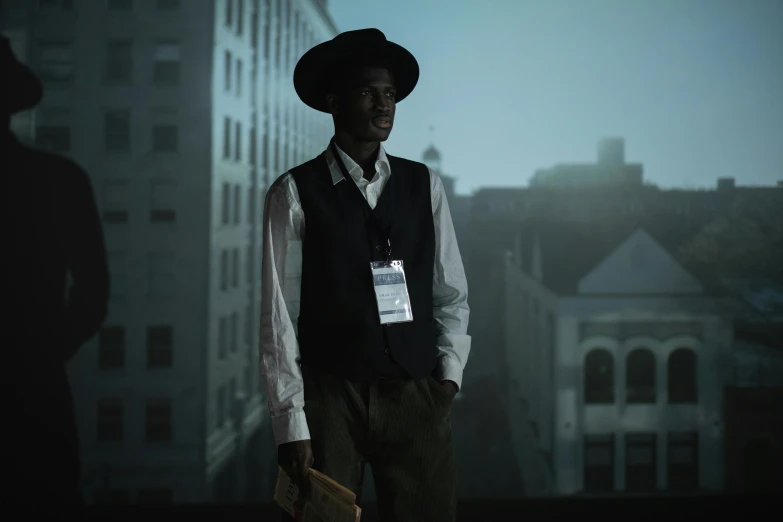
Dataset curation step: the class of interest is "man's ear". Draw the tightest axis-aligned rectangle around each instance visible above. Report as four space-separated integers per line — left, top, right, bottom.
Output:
325 93 339 115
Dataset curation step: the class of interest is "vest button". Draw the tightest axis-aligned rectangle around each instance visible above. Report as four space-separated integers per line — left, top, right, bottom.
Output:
384 348 389 354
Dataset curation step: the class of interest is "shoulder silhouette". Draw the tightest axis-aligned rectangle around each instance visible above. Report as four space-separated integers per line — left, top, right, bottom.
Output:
1 33 109 508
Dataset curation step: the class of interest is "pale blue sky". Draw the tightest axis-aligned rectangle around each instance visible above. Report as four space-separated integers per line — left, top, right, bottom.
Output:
328 0 783 194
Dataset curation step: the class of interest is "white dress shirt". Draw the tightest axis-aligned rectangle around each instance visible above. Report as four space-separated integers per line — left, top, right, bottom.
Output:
259 141 471 446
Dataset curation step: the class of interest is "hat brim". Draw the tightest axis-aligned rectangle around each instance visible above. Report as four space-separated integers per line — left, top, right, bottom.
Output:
294 40 419 114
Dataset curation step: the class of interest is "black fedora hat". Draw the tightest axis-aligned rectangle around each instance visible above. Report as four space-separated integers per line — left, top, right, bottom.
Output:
294 28 419 113
1 34 43 115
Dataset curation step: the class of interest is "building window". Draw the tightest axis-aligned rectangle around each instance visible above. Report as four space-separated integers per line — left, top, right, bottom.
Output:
217 385 226 427
38 0 74 10
148 251 176 295
247 186 255 224
668 349 697 403
230 311 238 353
293 11 300 51
225 0 233 26
35 125 70 152
152 124 178 153
98 326 125 369
105 39 132 83
145 399 172 442
626 349 656 404
236 58 242 96
218 316 228 359
222 182 231 224
103 183 129 223
275 0 282 68
107 0 132 10
667 432 698 490
584 349 614 404
250 0 259 48
155 0 178 10
224 50 232 91
625 433 656 492
231 248 239 288
137 489 172 504
220 249 228 291
244 304 252 343
262 132 269 169
38 41 72 83
97 399 123 442
237 0 244 35
150 210 176 222
104 110 130 152
249 126 257 166
292 140 298 166
284 2 291 68
229 378 236 413
147 325 173 368
264 0 272 61
103 211 128 223
234 121 242 160
233 185 241 224
153 41 180 85
583 434 614 492
104 215 128 228
244 362 252 396
246 245 253 283
150 180 177 223
150 180 177 222
223 117 231 158
273 138 279 172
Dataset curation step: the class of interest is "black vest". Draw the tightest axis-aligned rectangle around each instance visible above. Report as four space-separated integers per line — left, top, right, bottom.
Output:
291 152 438 382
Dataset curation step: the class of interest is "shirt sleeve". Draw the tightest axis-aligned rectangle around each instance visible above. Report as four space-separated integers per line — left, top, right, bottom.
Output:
259 173 310 446
428 168 471 391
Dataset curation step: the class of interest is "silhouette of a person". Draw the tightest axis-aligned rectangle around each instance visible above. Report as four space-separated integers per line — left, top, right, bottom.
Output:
1 35 109 507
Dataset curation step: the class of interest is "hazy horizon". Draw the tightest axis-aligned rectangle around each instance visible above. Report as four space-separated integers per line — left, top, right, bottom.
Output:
329 0 783 195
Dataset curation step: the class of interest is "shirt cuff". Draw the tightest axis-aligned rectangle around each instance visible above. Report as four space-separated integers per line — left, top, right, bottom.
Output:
432 354 464 391
271 410 311 446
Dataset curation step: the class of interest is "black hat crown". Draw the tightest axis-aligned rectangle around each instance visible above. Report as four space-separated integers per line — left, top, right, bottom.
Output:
293 28 419 113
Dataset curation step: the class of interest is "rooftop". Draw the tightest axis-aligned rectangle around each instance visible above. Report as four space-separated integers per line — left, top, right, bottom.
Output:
513 217 710 295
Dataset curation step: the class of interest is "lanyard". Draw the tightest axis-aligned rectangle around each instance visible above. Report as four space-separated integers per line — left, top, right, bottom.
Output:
330 139 395 262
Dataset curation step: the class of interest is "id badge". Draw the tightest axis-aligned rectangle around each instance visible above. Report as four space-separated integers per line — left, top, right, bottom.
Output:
370 260 414 324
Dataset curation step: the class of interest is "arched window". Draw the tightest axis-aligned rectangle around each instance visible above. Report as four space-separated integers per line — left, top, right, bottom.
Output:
626 349 656 403
584 349 614 404
668 349 697 403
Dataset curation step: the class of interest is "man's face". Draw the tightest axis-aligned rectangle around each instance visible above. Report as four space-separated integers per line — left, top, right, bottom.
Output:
329 67 397 142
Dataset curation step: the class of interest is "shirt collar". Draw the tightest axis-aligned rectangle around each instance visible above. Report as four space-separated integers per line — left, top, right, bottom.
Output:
325 139 391 186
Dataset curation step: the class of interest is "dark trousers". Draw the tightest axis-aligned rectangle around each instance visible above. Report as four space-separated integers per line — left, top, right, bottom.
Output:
4 359 85 509
283 366 457 522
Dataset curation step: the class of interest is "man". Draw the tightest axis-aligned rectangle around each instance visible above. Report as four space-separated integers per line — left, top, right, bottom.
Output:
1 35 109 508
260 29 470 521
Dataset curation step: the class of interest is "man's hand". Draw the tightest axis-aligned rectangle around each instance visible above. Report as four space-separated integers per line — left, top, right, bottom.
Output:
440 380 459 399
278 439 314 500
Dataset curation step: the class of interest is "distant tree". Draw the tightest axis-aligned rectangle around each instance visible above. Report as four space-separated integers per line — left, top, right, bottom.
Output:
678 191 783 280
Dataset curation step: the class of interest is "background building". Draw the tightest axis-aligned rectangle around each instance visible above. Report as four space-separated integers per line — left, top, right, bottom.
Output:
0 0 337 504
529 137 644 188
503 222 739 495
461 138 782 497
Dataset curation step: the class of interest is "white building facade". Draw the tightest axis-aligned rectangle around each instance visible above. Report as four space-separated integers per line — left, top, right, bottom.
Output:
503 227 738 496
0 0 336 504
